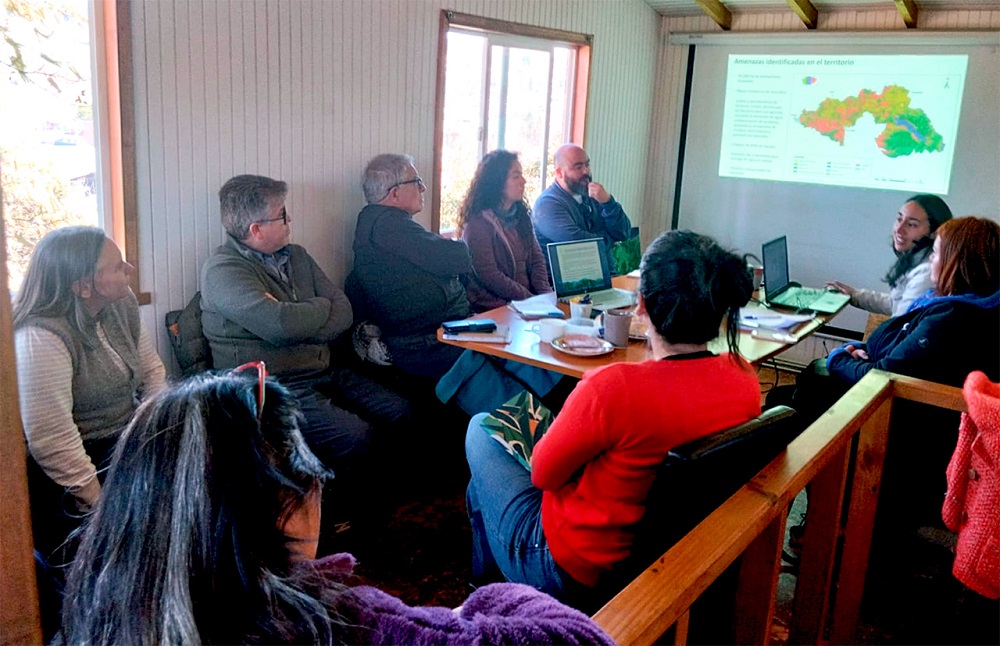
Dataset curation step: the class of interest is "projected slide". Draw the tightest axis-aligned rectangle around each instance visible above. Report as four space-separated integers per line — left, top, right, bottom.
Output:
718 55 968 194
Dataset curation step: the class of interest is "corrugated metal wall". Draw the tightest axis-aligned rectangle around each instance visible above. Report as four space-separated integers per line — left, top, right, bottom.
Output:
130 0 662 365
642 7 1000 246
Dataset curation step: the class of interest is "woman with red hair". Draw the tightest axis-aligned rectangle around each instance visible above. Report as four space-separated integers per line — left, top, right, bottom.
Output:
829 216 999 583
827 216 999 386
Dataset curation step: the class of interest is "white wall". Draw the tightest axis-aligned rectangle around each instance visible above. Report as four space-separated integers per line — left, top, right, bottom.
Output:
130 0 662 368
644 7 1000 245
643 7 1000 333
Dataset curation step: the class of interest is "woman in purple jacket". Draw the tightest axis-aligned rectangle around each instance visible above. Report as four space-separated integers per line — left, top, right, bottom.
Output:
458 150 553 312
59 369 612 645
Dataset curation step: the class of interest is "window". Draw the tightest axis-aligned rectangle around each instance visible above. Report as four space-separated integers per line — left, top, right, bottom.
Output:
433 12 591 234
2 0 142 302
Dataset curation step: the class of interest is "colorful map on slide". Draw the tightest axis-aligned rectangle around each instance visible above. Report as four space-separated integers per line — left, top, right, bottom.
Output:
799 85 944 157
718 54 968 193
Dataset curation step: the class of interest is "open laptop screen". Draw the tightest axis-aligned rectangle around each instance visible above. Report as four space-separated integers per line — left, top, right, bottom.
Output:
547 238 613 299
762 236 791 297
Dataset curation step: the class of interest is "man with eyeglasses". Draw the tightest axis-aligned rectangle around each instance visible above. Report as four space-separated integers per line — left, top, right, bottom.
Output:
347 154 473 381
532 143 633 274
200 174 410 475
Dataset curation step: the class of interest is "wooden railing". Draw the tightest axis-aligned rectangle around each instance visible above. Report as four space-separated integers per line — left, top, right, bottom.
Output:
592 371 967 645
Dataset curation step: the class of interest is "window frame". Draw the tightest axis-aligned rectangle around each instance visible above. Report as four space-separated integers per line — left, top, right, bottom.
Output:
432 11 592 234
93 0 146 304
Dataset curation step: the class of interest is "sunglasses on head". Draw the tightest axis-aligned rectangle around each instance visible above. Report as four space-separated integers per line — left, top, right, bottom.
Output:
233 361 268 422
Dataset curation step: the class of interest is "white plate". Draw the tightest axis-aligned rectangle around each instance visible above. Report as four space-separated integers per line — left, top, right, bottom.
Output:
551 334 615 357
629 319 649 341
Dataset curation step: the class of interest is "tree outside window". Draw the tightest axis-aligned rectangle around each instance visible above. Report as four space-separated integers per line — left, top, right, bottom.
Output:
2 0 99 292
435 14 590 235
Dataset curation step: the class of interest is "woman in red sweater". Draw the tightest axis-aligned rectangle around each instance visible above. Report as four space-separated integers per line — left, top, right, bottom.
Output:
465 229 762 600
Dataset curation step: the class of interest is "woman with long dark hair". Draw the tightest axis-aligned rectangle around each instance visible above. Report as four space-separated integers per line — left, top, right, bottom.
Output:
827 194 952 316
458 149 552 312
465 230 761 600
60 369 613 645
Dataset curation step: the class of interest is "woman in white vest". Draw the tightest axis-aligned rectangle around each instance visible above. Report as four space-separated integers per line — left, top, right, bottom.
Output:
13 226 165 636
827 194 952 317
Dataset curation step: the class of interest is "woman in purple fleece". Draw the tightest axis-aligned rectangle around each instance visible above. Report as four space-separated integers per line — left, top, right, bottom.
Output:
58 369 611 645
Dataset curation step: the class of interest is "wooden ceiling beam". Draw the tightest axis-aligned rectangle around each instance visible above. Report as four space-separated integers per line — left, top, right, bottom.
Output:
694 0 732 31
894 0 919 28
785 0 818 29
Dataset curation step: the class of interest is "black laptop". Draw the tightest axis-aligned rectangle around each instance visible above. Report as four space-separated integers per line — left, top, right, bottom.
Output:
547 238 636 311
761 236 850 314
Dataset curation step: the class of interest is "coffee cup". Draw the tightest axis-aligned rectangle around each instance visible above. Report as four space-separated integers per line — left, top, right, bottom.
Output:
565 318 600 337
747 262 763 292
570 301 593 320
603 308 633 347
529 318 567 343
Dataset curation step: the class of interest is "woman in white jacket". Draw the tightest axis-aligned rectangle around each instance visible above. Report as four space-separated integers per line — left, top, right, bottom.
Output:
828 194 952 317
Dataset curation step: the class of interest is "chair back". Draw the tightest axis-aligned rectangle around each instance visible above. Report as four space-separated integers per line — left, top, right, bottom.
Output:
164 291 212 375
624 406 799 581
863 312 890 341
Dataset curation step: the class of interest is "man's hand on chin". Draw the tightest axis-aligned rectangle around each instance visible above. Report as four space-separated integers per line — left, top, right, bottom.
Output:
588 182 611 204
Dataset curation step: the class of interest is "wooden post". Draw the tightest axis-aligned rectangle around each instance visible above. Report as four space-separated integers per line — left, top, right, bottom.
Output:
829 399 893 643
673 610 690 645
788 444 851 644
734 509 787 644
0 213 43 645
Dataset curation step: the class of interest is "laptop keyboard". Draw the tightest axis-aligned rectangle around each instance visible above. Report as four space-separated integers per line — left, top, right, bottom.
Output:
772 287 826 309
585 289 636 309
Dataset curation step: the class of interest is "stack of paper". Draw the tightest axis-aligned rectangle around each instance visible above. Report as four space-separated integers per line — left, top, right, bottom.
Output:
739 307 814 330
509 294 564 320
442 324 511 344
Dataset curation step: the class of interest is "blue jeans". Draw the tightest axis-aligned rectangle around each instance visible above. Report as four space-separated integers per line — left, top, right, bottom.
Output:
286 365 411 474
465 413 571 598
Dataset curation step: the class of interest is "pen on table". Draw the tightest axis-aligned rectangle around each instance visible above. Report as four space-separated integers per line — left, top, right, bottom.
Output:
739 319 781 329
750 328 796 343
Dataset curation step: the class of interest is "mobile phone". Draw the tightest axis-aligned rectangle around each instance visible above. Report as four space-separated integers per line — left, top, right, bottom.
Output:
442 319 497 334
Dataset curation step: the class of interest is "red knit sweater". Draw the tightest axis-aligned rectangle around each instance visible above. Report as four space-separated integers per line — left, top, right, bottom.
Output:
532 354 761 587
943 371 1000 600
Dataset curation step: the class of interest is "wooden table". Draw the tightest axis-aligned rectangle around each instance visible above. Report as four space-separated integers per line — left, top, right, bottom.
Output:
438 276 843 379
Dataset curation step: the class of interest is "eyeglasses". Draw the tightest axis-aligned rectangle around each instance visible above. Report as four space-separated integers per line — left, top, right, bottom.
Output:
387 177 425 192
255 206 288 225
233 360 268 422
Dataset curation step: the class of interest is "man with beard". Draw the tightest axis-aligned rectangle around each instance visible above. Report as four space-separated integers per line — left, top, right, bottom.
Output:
532 143 633 274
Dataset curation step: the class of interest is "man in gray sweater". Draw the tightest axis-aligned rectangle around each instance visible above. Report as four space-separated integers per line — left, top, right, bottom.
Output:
201 175 409 473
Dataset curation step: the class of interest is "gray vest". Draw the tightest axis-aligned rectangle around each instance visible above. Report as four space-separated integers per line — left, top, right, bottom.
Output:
21 293 143 442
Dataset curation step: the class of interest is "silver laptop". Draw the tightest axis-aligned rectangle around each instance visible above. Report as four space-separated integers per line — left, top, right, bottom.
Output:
547 238 636 311
761 236 850 314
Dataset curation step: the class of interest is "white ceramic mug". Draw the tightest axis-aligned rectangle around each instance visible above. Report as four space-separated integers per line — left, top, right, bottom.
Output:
529 318 567 343
565 318 600 337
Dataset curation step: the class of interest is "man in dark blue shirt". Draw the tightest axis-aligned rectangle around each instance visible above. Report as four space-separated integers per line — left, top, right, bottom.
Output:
532 144 632 273
348 154 473 380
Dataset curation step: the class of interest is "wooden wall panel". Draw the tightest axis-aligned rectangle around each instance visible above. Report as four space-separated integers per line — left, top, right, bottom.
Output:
129 0 661 367
128 1 996 367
